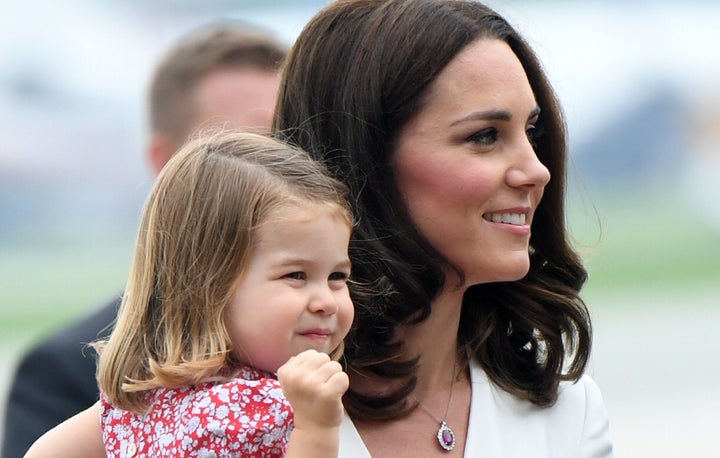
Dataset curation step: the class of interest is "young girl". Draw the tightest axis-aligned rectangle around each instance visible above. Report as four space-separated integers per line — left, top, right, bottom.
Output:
24 131 355 458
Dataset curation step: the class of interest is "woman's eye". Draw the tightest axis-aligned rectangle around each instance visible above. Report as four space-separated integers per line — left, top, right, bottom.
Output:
284 272 306 281
526 123 544 147
466 127 498 146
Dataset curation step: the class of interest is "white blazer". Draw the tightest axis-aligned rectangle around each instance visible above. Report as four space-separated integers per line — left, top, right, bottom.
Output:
339 359 614 457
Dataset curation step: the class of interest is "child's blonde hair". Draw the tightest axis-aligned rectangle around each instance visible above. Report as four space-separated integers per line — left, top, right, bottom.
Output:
96 130 352 412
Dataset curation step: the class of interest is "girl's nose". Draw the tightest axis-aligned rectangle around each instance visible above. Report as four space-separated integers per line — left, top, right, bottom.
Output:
307 285 339 315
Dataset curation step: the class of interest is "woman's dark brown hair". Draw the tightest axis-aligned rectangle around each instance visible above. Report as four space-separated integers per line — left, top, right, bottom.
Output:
273 0 591 420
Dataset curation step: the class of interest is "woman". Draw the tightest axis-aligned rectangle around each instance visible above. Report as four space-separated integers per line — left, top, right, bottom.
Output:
23 2 613 457
273 0 614 456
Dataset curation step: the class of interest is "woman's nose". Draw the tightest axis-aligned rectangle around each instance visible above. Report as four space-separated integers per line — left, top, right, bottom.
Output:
506 136 551 188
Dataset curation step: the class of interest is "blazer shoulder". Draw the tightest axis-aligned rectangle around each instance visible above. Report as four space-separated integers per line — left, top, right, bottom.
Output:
20 295 121 369
558 375 615 457
41 295 121 347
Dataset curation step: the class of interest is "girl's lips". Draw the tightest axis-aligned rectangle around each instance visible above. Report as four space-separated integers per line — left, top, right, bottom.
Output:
298 329 333 341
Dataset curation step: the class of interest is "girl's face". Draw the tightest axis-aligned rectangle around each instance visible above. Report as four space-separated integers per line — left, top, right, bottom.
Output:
393 39 551 287
224 203 353 373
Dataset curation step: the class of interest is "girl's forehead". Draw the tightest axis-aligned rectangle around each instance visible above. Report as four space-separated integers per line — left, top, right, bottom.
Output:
251 201 353 252
263 200 351 224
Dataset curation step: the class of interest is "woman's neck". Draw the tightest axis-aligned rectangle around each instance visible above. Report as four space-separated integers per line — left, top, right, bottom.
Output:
402 286 467 395
350 286 473 457
348 285 468 398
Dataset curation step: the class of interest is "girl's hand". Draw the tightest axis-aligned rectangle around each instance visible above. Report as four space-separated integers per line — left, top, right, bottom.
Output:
277 349 348 429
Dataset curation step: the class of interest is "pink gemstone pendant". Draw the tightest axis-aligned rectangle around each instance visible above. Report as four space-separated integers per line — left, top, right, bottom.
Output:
437 421 456 451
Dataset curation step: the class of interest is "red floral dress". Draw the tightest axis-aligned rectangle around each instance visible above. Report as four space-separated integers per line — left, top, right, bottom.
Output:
100 366 293 457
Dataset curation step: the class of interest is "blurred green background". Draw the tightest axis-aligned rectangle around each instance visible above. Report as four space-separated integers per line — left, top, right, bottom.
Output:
3 182 718 340
1 1 719 456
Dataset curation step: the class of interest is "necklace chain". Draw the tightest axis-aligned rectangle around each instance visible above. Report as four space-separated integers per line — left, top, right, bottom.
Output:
414 374 455 424
412 361 459 452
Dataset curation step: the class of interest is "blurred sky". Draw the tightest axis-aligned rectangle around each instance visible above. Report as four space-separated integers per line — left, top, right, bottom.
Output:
1 0 720 237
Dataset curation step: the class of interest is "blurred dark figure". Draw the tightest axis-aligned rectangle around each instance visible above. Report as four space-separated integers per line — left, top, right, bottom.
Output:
1 21 288 458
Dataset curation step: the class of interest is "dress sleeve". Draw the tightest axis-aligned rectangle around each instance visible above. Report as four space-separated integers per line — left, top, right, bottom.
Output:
197 377 294 458
579 375 615 458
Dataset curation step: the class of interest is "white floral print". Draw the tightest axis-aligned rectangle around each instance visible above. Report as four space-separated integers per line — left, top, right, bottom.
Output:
100 367 293 457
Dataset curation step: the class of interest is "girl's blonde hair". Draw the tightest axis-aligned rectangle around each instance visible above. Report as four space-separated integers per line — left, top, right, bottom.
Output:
96 130 351 412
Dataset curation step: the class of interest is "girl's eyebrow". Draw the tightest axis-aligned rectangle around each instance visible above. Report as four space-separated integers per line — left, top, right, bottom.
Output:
450 106 541 126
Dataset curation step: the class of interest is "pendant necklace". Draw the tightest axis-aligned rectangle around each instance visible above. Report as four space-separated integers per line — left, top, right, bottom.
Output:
413 363 458 452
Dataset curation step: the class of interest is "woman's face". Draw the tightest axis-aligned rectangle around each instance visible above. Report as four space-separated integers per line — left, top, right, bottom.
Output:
393 39 551 286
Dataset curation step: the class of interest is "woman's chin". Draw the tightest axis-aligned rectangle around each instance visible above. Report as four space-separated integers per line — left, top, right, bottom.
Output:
470 260 531 285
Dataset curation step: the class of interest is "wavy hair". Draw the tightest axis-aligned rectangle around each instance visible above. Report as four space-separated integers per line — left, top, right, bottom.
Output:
274 0 590 419
95 131 351 412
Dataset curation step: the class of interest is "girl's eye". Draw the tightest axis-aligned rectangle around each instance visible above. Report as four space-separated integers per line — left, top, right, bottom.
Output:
466 127 498 146
328 271 350 282
284 271 306 281
526 123 544 148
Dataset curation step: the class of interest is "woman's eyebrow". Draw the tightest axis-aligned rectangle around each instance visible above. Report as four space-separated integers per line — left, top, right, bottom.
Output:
450 109 511 126
450 105 541 127
527 106 541 120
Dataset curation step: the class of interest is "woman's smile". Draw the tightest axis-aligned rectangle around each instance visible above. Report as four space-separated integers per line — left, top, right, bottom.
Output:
393 38 550 285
